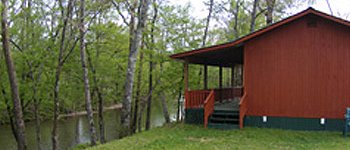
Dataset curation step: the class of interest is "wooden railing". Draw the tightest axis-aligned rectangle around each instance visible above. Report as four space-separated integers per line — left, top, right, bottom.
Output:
204 90 215 128
185 90 210 108
185 88 243 109
239 93 248 129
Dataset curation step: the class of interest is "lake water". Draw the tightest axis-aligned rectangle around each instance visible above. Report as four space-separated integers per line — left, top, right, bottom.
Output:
0 100 176 150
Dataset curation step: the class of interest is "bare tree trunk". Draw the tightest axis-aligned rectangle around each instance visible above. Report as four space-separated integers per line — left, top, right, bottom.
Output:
121 0 150 132
0 41 19 145
52 0 73 149
86 40 105 143
145 0 157 131
202 0 214 47
31 68 43 150
28 0 43 148
2 85 19 142
159 63 170 123
79 0 97 145
1 0 27 149
132 49 144 133
325 0 333 15
233 0 240 39
145 56 153 131
265 0 275 24
137 98 145 132
250 0 259 32
176 75 183 122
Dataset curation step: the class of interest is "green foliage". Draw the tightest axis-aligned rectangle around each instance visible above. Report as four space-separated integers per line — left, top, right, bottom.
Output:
0 0 309 124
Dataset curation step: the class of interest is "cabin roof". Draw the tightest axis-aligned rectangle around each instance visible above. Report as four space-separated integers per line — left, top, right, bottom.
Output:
169 7 350 67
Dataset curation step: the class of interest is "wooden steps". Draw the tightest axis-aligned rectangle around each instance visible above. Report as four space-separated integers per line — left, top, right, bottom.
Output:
208 109 240 129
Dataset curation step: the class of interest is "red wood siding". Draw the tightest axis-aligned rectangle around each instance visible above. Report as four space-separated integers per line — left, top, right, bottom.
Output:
244 15 350 119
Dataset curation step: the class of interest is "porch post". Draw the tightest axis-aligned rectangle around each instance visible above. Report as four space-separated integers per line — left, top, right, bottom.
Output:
204 65 208 90
231 64 235 87
219 66 223 102
241 64 244 87
219 66 223 89
184 63 188 110
184 63 188 92
231 65 235 99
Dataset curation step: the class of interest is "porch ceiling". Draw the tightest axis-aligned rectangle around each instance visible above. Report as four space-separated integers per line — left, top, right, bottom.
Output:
174 45 244 67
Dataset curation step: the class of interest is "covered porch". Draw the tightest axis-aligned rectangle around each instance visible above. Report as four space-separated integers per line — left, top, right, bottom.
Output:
171 44 247 129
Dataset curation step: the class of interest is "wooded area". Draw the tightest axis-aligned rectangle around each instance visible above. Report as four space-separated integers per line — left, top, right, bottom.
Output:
0 0 327 149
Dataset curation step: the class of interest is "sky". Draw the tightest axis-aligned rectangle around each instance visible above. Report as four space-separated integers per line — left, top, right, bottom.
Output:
170 0 350 20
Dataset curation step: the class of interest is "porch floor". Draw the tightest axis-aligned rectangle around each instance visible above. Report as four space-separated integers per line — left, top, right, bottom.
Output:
214 97 240 111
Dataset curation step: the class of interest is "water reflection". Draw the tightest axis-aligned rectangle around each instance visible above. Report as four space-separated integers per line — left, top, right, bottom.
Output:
0 99 175 150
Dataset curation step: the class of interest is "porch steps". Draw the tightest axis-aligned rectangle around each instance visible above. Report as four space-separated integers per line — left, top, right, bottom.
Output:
208 109 240 129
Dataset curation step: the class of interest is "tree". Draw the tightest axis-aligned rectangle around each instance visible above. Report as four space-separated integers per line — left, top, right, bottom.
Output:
159 63 170 123
250 0 260 32
121 0 151 131
52 0 75 149
1 0 27 149
132 46 144 133
79 0 97 145
265 0 275 24
145 0 158 131
325 0 333 15
203 0 214 47
233 0 241 39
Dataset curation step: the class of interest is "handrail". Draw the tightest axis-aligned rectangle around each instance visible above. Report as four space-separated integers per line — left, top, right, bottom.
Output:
204 90 215 128
239 92 248 129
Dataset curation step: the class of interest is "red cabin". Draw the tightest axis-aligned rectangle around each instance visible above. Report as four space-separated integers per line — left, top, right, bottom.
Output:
170 8 350 131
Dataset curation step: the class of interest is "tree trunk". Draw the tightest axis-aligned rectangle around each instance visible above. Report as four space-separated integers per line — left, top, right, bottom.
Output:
145 0 157 131
132 49 144 133
86 40 106 143
28 0 43 147
250 0 259 32
145 56 153 131
176 74 184 122
121 0 150 131
32 70 42 150
2 86 19 143
137 98 145 132
1 0 27 149
202 0 214 47
325 0 333 15
129 0 141 134
233 0 240 39
52 0 73 149
265 0 275 24
159 63 170 123
79 0 97 145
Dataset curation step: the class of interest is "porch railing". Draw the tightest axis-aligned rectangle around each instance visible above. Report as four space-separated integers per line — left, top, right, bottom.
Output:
185 90 210 108
185 87 243 109
204 90 215 128
239 92 248 129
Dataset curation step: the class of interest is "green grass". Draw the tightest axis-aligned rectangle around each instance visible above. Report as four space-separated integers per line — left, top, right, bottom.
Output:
85 123 350 150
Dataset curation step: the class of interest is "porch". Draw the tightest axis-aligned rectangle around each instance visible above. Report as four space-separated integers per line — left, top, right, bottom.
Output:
170 41 246 129
185 87 247 129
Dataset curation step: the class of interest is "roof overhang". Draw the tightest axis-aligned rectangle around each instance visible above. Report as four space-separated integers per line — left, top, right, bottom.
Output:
170 7 350 66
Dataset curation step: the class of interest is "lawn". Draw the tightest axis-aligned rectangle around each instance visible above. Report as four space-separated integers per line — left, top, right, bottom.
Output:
83 123 350 150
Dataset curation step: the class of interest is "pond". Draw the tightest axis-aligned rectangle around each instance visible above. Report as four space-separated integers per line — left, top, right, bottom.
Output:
0 100 177 150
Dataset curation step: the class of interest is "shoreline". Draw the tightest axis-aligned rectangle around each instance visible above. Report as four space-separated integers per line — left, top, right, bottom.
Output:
0 104 123 125
59 104 123 118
